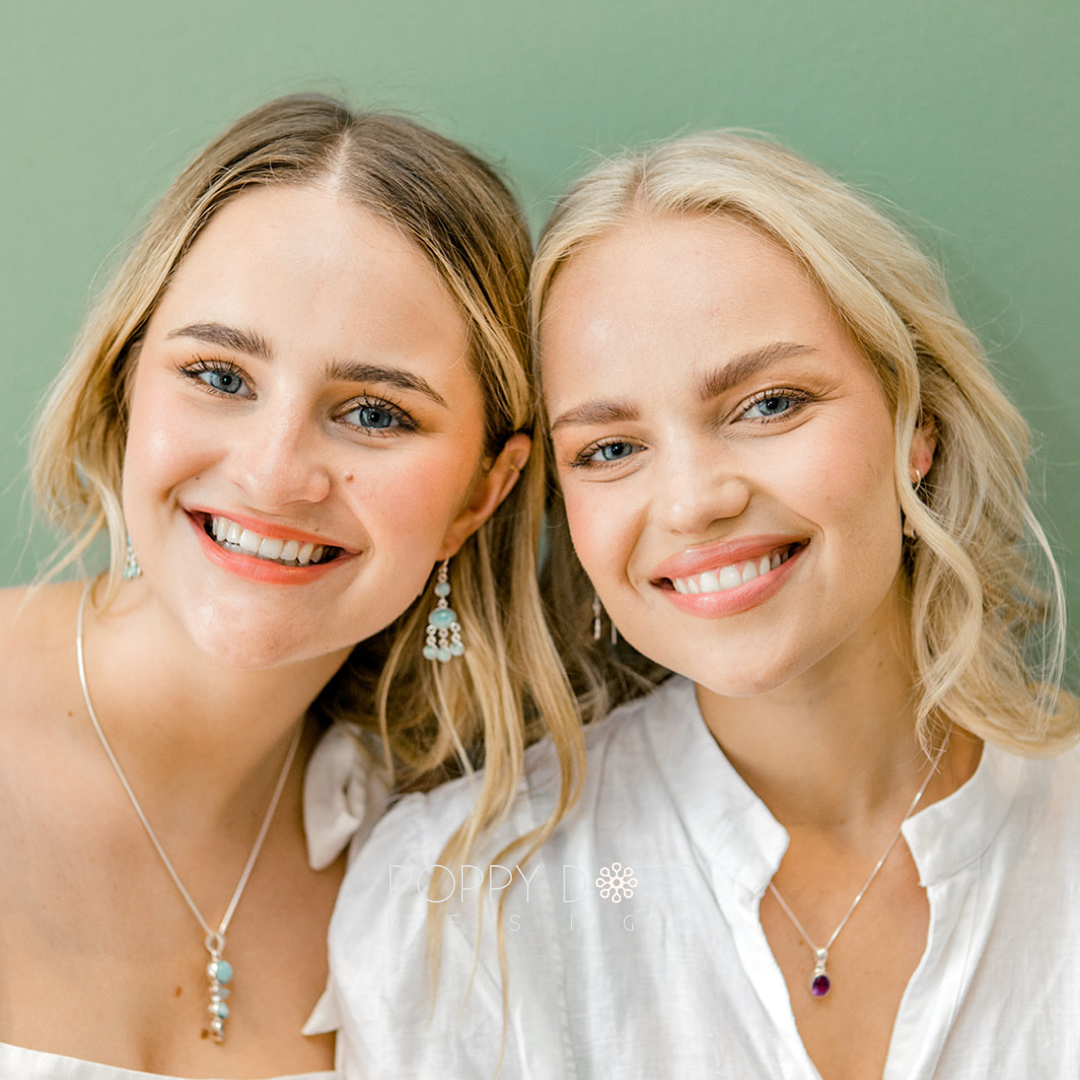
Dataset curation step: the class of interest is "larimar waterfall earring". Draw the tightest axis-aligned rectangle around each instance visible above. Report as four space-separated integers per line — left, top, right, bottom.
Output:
123 535 142 580
424 559 464 663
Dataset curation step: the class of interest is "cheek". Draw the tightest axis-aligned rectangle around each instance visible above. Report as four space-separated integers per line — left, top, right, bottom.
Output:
346 450 481 545
562 484 635 582
123 386 219 506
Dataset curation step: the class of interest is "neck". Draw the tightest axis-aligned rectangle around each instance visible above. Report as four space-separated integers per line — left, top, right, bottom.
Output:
696 588 979 835
75 581 351 824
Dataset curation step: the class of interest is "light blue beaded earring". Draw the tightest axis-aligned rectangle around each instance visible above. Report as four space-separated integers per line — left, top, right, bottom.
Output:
423 559 464 663
123 535 142 580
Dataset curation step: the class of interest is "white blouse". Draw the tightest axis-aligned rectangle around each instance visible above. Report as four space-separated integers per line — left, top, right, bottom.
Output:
3 723 384 1080
328 675 1080 1079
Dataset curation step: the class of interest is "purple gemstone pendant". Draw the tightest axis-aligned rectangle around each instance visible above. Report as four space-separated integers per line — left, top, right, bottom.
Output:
810 947 831 998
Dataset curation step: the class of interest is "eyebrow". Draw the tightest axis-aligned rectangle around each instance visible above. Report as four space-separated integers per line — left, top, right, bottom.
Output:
696 341 815 400
548 341 815 434
325 359 448 409
166 322 273 361
549 398 640 434
166 321 449 409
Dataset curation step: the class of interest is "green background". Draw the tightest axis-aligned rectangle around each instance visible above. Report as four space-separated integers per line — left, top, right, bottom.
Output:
1 0 1076 672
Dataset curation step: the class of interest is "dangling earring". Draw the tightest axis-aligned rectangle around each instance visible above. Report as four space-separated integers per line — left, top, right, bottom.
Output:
123 535 142 580
423 559 463 663
592 592 618 646
903 467 923 540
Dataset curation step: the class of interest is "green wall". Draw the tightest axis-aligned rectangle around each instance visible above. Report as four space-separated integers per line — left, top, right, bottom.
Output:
2 0 1077 670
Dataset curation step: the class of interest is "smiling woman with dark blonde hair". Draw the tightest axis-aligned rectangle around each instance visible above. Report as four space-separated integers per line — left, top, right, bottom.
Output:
329 132 1079 1080
0 94 584 1078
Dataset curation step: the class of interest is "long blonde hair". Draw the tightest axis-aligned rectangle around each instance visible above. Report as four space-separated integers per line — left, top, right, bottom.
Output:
30 94 585 858
533 131 1077 755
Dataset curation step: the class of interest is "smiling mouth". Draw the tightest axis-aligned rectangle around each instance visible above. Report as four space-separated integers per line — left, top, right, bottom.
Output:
661 542 804 595
199 514 343 567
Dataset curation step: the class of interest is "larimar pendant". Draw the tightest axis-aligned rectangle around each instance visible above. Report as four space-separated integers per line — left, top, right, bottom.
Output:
810 947 831 998
205 932 233 1042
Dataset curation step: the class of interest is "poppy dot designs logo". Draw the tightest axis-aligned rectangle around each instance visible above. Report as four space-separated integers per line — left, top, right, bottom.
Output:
595 862 637 903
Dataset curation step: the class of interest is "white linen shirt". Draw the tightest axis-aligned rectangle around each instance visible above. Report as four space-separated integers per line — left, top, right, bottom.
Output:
328 676 1080 1079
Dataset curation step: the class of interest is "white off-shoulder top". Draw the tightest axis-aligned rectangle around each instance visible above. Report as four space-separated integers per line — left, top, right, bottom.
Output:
2 723 384 1080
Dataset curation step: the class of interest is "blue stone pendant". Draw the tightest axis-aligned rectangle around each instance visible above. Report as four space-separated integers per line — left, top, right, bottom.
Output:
205 934 233 1042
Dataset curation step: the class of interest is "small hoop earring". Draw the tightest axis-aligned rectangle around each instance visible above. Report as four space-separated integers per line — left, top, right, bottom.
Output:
910 466 923 489
592 593 617 646
123 536 142 580
423 560 463 663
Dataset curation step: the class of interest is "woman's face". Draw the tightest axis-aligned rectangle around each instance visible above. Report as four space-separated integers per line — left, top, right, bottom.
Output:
542 213 926 698
122 184 526 670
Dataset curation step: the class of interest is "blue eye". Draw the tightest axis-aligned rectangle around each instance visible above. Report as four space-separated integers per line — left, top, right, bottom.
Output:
357 405 396 429
594 442 636 462
341 400 415 433
198 368 249 395
744 393 798 420
571 440 642 468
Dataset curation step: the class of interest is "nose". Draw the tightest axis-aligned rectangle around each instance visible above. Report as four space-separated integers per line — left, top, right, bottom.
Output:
227 406 332 510
649 437 750 535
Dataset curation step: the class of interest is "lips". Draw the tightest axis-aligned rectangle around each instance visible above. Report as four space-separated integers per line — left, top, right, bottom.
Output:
649 536 807 617
666 543 800 595
204 513 340 566
187 508 353 583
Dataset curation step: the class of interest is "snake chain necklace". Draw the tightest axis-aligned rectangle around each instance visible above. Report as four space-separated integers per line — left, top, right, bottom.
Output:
767 739 945 999
76 586 302 1042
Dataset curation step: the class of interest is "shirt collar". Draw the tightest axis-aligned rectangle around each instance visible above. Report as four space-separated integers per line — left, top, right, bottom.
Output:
902 741 1022 886
643 676 789 895
643 676 1021 895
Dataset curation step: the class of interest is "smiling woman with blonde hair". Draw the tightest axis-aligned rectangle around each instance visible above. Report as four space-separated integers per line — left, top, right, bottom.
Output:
329 131 1079 1079
0 93 582 1078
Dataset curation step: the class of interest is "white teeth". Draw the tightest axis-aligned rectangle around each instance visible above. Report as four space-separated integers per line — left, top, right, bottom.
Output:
238 529 262 554
670 547 794 596
719 566 743 591
207 515 334 566
258 537 284 560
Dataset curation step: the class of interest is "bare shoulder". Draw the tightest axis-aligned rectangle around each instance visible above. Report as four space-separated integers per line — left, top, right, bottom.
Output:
0 580 84 723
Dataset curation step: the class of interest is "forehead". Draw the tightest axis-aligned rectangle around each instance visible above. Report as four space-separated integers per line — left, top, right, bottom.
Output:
539 213 844 389
150 184 470 371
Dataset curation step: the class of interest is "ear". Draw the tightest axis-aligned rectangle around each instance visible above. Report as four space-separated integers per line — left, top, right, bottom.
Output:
437 433 532 560
908 413 937 484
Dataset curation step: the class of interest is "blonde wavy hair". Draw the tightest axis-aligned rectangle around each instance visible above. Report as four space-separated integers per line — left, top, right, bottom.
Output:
30 95 584 864
533 131 1077 755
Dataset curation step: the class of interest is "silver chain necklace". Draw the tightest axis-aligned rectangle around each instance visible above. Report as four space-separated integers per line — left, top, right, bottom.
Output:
767 742 944 999
76 586 302 1042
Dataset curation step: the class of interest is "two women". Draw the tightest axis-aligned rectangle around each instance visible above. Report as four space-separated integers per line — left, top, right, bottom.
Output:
0 95 581 1077
331 133 1078 1078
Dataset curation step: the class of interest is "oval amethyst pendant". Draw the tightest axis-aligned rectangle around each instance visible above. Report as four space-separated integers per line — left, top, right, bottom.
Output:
810 947 831 998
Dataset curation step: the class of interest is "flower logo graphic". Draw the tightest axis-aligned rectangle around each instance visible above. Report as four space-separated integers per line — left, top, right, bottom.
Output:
595 862 637 903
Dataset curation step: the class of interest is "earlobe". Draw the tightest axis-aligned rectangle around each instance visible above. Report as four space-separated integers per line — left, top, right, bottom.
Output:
909 414 937 482
437 432 533 559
